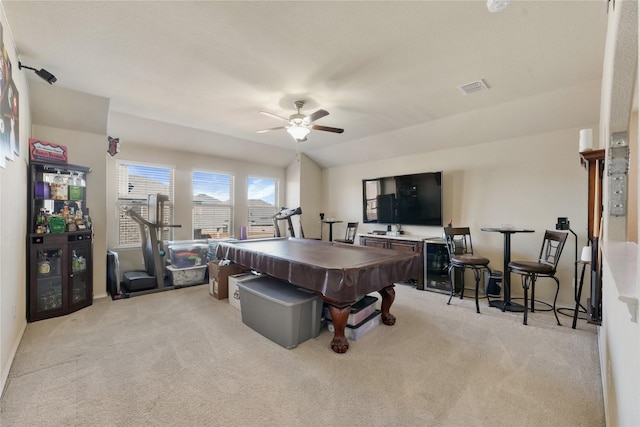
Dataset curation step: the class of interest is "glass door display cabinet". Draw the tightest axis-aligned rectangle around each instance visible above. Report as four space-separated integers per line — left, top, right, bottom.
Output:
27 162 93 322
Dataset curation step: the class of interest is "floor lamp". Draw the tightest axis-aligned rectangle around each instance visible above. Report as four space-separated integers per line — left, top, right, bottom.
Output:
555 217 587 324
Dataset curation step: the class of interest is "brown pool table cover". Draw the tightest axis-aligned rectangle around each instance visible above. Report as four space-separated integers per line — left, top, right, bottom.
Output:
215 237 422 303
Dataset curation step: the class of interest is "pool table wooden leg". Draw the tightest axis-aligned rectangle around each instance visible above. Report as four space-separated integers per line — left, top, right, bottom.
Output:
327 305 350 353
379 285 396 325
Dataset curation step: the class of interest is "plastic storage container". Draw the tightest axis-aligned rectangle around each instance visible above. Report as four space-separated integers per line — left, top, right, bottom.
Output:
327 310 382 341
324 295 378 326
166 265 208 286
167 241 208 267
207 238 237 261
237 276 322 349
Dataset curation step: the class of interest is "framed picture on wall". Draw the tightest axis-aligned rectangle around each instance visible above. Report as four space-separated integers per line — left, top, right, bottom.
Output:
0 20 20 168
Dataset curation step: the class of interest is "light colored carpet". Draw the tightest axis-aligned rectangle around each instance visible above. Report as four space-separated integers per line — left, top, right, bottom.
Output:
1 283 604 426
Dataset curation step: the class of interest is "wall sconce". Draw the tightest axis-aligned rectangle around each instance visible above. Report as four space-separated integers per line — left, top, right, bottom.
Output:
18 62 57 84
579 128 594 152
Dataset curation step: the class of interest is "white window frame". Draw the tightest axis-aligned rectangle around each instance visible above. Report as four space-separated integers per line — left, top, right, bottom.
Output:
247 176 278 239
115 160 175 248
192 169 234 239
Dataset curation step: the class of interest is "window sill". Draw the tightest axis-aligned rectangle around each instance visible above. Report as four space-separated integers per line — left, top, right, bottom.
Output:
602 241 639 323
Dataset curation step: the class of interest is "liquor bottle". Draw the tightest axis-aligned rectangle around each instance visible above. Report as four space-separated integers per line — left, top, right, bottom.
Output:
72 250 80 273
35 209 44 233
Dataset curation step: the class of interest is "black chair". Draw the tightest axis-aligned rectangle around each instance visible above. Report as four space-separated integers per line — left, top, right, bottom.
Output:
508 230 568 325
443 227 491 313
335 222 358 244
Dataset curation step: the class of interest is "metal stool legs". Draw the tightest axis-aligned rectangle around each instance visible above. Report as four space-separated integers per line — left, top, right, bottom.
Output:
447 265 486 314
447 264 460 306
521 274 561 326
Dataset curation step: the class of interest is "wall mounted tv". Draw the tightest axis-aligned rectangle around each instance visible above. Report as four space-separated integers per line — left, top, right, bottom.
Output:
362 171 443 226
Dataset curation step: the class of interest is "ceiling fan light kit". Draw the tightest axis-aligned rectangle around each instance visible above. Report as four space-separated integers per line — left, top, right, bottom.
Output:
258 100 344 142
287 124 311 142
487 0 509 13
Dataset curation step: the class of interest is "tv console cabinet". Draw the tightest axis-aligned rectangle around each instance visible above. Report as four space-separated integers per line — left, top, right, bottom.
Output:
358 234 456 292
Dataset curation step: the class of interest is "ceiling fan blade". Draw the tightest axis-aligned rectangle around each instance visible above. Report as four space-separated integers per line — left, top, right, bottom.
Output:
306 109 329 123
256 126 287 134
312 125 344 134
259 111 290 122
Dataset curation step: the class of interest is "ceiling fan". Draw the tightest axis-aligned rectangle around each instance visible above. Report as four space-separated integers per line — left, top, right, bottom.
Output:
257 100 344 142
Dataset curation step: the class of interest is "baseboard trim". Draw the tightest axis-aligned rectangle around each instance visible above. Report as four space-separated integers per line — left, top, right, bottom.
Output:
1 319 27 399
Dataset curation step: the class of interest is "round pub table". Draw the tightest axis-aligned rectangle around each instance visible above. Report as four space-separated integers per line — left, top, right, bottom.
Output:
481 227 535 312
321 219 343 242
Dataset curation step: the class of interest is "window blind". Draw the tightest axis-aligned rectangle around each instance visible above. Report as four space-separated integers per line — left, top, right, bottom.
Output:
192 171 233 239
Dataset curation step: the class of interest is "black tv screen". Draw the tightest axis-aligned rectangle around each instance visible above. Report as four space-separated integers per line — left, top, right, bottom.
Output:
362 171 443 226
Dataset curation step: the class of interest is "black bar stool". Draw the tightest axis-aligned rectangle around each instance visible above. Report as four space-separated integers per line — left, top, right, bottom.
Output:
443 227 492 313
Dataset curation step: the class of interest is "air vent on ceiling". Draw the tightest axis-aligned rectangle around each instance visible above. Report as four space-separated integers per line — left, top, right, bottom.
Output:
458 79 489 95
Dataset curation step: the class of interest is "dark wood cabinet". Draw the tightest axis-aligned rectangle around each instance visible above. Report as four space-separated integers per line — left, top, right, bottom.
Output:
389 239 422 253
359 234 459 293
359 235 424 287
28 232 93 321
359 236 388 249
27 162 93 322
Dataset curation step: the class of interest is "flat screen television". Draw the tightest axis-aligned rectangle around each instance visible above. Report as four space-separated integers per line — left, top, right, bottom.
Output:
362 171 443 226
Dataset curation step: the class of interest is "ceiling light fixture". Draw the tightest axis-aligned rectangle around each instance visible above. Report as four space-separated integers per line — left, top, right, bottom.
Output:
18 62 57 84
487 0 509 13
287 123 311 142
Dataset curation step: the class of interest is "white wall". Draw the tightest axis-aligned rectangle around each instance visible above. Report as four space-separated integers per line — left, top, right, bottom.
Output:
2 3 637 422
324 127 589 308
599 241 639 426
597 1 640 425
31 125 109 298
285 154 301 236
0 2 31 395
285 153 323 239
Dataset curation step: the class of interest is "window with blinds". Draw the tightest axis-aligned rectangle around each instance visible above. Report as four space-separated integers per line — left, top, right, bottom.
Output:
248 177 277 238
363 179 381 222
116 161 175 247
192 171 233 239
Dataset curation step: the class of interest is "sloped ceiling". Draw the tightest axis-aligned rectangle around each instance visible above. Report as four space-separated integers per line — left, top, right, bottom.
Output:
3 1 608 168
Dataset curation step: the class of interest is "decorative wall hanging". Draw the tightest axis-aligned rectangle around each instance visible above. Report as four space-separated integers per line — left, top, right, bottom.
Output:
29 138 68 163
0 21 20 169
107 136 120 157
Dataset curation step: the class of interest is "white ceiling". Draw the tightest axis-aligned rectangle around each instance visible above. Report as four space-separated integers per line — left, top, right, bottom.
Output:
3 1 608 168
